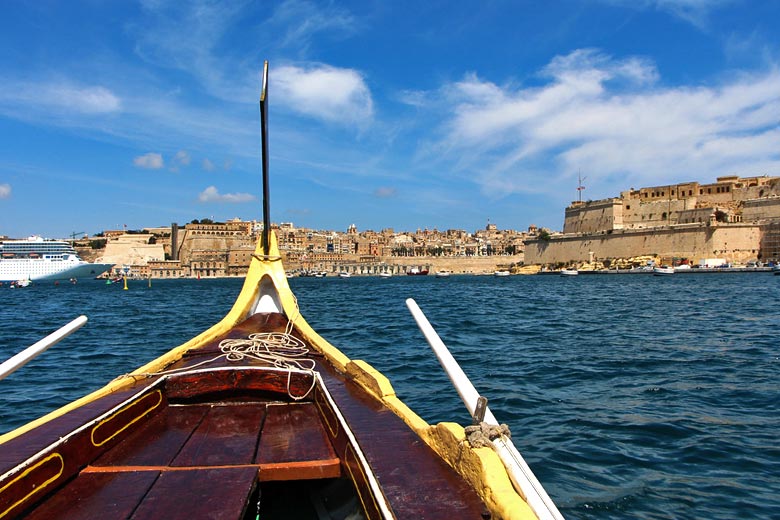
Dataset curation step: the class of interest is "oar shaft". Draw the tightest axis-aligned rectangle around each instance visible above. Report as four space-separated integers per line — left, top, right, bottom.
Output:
405 298 497 423
406 298 565 520
0 315 88 380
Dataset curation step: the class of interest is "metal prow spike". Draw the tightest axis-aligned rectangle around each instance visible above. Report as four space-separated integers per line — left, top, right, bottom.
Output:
259 60 271 256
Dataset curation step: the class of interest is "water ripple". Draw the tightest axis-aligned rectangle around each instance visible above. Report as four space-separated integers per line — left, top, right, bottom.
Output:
1 274 779 519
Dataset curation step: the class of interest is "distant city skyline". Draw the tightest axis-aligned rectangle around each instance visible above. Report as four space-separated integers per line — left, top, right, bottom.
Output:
2 1 780 239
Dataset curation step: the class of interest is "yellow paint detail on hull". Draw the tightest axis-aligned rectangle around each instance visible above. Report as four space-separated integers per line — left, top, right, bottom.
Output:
91 389 163 447
0 453 64 519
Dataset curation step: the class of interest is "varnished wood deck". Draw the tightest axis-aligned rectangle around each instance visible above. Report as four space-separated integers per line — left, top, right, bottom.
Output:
0 313 490 519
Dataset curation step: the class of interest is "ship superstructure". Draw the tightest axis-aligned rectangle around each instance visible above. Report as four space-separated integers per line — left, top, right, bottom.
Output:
0 236 113 282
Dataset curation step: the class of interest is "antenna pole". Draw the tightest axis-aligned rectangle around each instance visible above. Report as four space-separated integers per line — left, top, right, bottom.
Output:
577 169 586 203
260 60 271 256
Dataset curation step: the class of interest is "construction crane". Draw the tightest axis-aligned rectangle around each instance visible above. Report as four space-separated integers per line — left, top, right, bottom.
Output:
69 231 85 245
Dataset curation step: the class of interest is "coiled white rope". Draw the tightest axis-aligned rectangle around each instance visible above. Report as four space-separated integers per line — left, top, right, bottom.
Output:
217 332 316 400
130 296 317 400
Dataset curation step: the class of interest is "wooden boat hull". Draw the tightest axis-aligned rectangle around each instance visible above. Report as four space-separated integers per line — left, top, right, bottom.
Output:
0 234 542 519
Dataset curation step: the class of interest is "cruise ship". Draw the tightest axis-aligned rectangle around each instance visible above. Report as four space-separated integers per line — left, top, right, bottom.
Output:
0 236 114 282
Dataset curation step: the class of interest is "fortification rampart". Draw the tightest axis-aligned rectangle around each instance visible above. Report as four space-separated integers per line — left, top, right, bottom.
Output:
525 223 762 265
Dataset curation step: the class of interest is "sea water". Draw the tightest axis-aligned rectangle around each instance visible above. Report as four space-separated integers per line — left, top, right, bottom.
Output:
0 274 778 519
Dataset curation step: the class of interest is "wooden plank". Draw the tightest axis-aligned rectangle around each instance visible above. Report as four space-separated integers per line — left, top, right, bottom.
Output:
0 387 146 473
24 471 159 520
317 367 489 519
93 405 208 467
171 404 265 467
164 368 315 402
130 466 258 520
256 403 340 481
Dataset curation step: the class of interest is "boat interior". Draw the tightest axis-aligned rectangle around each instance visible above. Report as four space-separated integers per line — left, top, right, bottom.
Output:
0 311 490 520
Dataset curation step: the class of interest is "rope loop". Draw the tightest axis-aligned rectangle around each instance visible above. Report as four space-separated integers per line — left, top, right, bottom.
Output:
464 422 511 448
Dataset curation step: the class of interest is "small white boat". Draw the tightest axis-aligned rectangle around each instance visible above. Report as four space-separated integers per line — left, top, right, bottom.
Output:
653 266 675 276
494 270 510 277
435 270 452 278
338 272 351 278
560 269 578 277
378 272 392 278
674 264 691 272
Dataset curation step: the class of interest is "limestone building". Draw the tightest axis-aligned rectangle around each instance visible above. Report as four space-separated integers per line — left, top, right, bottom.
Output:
527 175 780 266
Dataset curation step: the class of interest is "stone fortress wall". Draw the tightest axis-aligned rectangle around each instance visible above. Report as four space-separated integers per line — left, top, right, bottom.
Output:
529 175 780 266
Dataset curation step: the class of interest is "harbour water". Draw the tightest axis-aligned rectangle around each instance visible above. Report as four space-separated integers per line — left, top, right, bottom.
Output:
0 274 778 519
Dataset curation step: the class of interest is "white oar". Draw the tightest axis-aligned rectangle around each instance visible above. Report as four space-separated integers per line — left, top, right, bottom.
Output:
0 315 88 380
406 299 564 520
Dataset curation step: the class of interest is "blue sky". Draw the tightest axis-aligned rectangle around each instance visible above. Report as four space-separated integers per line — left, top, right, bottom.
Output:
1 0 779 239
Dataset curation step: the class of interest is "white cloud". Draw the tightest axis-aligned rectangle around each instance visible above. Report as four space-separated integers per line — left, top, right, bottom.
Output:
0 183 10 199
174 150 191 166
0 80 121 116
429 49 780 200
198 185 255 203
604 0 735 28
202 158 215 171
133 152 164 169
276 64 373 126
267 0 357 51
374 187 397 198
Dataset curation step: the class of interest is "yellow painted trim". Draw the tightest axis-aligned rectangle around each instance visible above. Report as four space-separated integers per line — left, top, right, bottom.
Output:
314 389 340 440
344 443 381 518
345 360 396 399
0 452 64 519
90 389 163 447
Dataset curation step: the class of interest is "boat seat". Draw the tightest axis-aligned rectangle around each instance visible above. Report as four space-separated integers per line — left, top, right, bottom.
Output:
256 402 341 481
24 466 259 520
21 401 342 518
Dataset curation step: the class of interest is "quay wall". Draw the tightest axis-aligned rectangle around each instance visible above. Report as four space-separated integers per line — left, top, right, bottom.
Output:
290 254 525 275
525 224 762 265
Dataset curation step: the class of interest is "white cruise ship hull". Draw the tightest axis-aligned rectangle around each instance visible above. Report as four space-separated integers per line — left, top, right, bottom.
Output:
0 259 114 282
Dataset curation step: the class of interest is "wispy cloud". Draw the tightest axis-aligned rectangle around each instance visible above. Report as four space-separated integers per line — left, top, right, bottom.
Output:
266 0 358 53
198 185 256 203
605 0 735 28
276 64 373 126
0 183 11 199
374 187 397 198
426 49 780 200
0 80 121 116
174 150 191 166
134 152 164 169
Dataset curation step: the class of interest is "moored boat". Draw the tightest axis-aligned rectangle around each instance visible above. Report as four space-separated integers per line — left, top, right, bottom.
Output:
435 269 452 278
560 269 578 277
0 63 563 520
406 267 429 275
0 237 113 282
653 266 675 276
494 270 511 277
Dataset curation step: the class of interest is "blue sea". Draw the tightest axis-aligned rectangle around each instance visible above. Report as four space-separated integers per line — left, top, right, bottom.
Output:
1 273 778 519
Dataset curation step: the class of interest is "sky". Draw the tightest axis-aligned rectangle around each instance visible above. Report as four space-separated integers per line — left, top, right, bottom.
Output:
1 0 780 239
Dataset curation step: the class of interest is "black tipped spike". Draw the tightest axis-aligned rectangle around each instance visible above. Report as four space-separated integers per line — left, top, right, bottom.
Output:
260 60 271 256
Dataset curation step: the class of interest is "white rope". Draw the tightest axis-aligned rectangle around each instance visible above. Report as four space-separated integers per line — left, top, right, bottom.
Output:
217 332 317 400
130 296 316 400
